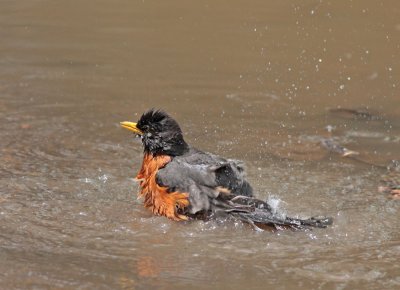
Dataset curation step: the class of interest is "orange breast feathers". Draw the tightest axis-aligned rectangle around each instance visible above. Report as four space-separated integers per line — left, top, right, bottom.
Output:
135 153 189 221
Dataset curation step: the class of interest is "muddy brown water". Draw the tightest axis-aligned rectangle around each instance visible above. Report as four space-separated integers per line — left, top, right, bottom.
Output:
1 1 400 289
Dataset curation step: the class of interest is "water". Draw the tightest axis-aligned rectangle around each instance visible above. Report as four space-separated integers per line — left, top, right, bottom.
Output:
1 1 399 289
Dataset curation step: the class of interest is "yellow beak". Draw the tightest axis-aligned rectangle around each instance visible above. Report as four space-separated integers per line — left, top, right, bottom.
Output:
120 121 143 135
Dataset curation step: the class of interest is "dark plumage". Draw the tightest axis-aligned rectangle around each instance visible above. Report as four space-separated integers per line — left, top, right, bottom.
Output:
121 109 332 230
136 110 189 156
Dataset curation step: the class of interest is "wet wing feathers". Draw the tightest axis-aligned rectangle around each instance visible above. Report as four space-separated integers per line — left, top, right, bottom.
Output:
156 148 253 214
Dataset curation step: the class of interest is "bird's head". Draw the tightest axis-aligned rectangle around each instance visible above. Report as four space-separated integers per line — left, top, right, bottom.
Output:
120 109 189 156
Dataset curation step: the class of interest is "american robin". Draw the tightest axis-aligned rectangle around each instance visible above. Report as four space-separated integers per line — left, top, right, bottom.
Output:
120 109 332 230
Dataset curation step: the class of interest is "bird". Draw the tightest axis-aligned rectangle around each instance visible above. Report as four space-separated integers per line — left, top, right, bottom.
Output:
120 109 332 231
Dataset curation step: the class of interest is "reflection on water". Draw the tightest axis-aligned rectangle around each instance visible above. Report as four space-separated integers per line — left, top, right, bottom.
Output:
0 0 399 289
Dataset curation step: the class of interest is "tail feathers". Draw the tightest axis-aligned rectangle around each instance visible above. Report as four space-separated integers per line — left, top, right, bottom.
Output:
216 195 333 231
231 211 332 231
285 216 333 228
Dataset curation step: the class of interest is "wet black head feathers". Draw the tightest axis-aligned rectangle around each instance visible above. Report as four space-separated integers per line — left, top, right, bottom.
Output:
136 109 189 156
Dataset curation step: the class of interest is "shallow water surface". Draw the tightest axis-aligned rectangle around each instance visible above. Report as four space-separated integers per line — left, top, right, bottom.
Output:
0 1 400 289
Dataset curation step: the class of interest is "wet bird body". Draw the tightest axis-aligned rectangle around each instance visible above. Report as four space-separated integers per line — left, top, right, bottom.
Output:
121 110 332 230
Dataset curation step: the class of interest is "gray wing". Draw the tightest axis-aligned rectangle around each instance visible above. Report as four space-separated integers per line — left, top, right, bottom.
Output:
156 148 253 214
